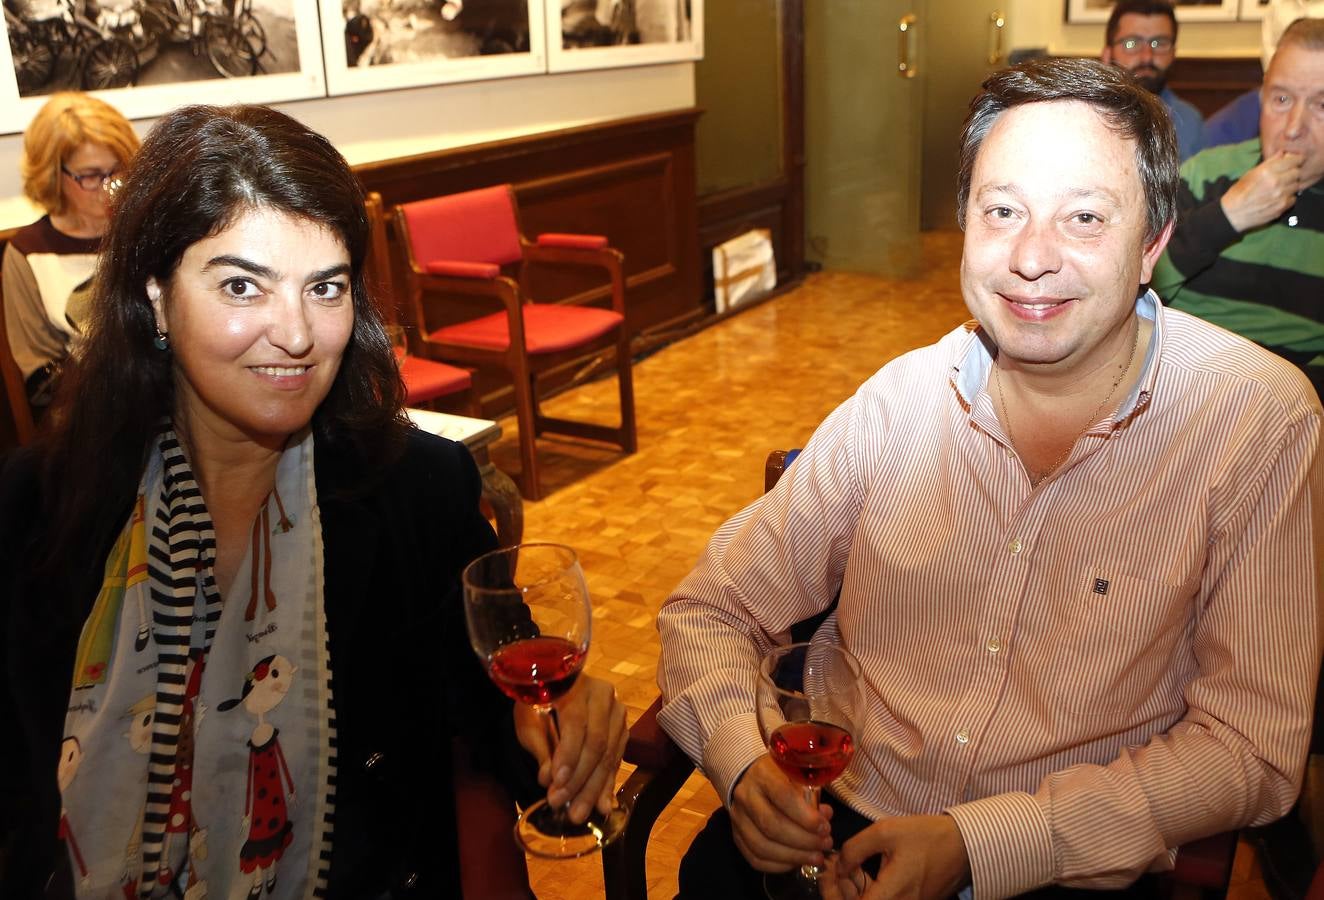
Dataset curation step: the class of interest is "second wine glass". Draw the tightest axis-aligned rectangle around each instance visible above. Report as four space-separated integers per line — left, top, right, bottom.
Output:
757 641 864 899
462 541 627 859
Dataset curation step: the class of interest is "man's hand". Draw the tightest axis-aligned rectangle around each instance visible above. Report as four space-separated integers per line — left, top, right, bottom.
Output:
820 814 971 900
730 755 835 872
513 674 627 823
1220 151 1305 232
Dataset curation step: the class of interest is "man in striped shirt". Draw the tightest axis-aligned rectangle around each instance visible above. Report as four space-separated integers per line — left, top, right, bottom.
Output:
1151 17 1324 399
658 58 1323 899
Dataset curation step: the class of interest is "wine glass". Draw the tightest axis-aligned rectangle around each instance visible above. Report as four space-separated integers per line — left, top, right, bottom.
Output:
462 541 627 858
756 641 864 899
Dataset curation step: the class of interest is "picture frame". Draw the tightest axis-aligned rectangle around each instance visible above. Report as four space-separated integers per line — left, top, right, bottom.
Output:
1066 0 1239 24
547 0 702 74
1238 0 1270 20
321 0 546 97
0 0 327 135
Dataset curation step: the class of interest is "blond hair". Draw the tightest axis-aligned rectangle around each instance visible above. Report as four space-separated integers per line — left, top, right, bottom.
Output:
21 92 140 215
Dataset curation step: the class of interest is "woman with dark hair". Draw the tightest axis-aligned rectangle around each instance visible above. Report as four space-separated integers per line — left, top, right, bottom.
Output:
0 104 627 899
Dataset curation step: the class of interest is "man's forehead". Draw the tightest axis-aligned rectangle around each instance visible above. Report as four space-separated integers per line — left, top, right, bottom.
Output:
982 100 1122 148
1266 42 1324 89
972 101 1142 194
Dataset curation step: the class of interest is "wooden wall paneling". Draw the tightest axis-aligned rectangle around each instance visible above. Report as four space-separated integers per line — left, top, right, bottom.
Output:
697 177 792 287
519 152 684 332
1166 56 1262 118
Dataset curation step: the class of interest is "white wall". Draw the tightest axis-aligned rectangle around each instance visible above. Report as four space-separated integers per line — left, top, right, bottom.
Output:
1004 0 1260 58
0 61 695 231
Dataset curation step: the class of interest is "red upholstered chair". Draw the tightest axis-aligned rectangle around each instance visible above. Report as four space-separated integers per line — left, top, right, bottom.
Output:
363 191 475 411
393 184 636 501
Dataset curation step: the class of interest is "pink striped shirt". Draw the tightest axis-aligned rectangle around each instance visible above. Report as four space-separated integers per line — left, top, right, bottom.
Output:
657 293 1323 898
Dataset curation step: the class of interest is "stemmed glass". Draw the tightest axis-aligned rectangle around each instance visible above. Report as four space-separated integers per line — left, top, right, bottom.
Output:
462 541 627 858
756 642 864 899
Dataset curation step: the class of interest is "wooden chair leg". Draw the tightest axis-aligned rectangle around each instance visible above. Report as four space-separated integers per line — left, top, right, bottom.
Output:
511 365 542 501
530 370 547 438
615 331 637 454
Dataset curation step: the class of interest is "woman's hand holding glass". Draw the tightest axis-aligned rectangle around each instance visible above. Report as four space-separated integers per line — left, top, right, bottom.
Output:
463 542 628 858
514 672 627 824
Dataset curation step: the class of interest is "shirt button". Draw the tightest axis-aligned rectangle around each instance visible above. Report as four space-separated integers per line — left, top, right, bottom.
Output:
955 729 970 745
1288 214 1299 227
986 637 1002 654
1008 538 1023 554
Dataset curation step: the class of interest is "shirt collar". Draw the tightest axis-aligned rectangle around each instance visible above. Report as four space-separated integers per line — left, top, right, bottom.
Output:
952 288 1164 426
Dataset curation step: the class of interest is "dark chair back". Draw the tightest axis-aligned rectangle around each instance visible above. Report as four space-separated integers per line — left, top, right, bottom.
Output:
0 228 36 448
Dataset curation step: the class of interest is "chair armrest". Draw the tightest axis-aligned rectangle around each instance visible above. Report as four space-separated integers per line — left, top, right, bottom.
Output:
414 272 539 358
604 696 696 900
520 241 627 316
523 240 623 270
423 259 502 279
1167 829 1237 891
624 695 687 770
417 272 521 309
536 232 609 251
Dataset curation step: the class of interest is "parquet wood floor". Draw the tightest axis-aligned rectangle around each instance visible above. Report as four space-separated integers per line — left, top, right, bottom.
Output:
496 231 1270 900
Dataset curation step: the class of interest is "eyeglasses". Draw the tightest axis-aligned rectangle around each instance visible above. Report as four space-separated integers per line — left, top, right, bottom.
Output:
1113 36 1174 54
61 164 120 191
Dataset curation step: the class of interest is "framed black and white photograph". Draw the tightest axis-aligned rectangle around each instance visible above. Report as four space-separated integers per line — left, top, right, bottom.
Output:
547 0 702 74
0 0 326 133
1066 0 1239 23
321 0 545 97
1238 0 1270 20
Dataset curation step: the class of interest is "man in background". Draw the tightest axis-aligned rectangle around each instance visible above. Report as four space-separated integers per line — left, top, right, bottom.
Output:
1202 0 1324 149
1152 16 1324 400
1102 0 1205 160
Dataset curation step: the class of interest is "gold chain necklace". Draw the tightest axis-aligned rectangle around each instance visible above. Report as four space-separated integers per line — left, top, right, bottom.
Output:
995 318 1140 485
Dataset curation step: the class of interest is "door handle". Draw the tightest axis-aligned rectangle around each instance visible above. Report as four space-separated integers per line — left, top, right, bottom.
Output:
898 13 917 78
988 10 1006 65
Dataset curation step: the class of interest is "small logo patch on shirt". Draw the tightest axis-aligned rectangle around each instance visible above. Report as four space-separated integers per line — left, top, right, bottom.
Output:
1093 578 1110 595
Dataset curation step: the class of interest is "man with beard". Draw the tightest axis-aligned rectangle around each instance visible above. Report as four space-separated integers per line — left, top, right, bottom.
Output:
1152 16 1324 401
1101 0 1204 161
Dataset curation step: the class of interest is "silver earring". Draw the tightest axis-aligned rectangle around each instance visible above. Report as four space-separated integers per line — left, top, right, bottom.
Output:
153 328 169 351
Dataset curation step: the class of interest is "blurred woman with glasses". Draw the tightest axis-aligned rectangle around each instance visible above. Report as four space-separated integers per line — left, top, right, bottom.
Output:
2 92 139 417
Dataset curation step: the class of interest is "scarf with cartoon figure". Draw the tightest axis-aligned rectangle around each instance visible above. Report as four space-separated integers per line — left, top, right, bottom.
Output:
58 426 336 899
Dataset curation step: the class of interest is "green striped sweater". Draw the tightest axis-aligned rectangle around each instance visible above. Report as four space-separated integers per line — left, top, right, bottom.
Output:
1151 138 1324 369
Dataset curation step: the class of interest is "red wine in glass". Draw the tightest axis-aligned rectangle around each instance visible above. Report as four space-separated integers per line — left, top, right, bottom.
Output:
462 542 627 859
488 635 587 707
769 720 855 788
757 642 863 899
